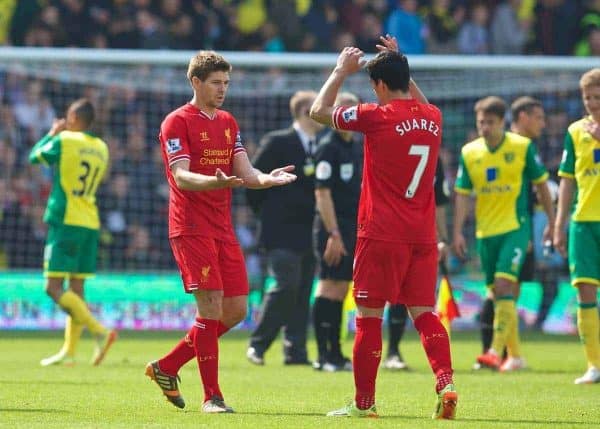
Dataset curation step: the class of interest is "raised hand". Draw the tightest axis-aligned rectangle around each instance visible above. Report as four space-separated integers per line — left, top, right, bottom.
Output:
336 47 366 75
375 34 399 53
267 164 297 186
583 119 600 141
49 118 67 136
215 168 244 188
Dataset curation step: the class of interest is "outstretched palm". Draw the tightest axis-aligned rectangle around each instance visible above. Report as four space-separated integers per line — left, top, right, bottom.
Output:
268 165 296 186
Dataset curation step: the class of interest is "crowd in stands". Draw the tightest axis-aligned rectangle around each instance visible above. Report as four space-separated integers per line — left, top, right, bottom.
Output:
0 1 597 56
0 0 593 275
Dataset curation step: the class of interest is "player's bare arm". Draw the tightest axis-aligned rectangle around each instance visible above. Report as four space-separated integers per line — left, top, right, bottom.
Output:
375 34 429 104
436 204 449 263
310 47 365 126
171 159 243 191
452 193 471 259
534 180 556 244
232 151 296 189
315 187 347 266
553 177 575 257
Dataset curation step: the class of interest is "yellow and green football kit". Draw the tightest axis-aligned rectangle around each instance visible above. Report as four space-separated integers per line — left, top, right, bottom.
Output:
559 117 600 286
559 117 600 372
455 131 548 286
29 130 109 278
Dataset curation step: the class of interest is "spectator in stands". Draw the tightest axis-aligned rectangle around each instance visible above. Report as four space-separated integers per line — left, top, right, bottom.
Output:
490 0 531 54
532 0 582 55
12 81 56 144
422 0 465 54
100 173 132 270
302 2 338 52
261 21 285 52
162 0 196 50
575 0 600 56
385 0 427 54
57 0 91 47
125 224 161 269
0 138 17 180
0 105 25 155
136 9 169 50
457 2 490 55
356 12 385 53
107 0 138 49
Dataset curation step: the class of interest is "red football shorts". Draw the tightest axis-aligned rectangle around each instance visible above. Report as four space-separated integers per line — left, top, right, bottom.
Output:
353 238 438 308
169 235 249 297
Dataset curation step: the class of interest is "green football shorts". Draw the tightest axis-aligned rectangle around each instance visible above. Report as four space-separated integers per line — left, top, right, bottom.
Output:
477 224 530 288
568 221 600 286
43 223 99 278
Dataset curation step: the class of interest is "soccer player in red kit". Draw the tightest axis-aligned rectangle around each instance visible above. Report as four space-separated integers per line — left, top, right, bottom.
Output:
145 51 296 413
310 36 457 419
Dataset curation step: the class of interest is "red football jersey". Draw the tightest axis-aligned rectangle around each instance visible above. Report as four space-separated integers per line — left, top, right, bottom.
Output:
333 99 442 243
159 103 246 240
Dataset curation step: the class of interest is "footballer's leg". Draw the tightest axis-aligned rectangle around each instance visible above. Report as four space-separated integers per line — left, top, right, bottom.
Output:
41 276 78 366
406 244 456 419
575 283 600 384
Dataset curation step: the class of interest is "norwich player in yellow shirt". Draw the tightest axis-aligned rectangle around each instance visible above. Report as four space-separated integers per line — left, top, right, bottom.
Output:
453 96 555 370
29 98 116 367
555 69 600 384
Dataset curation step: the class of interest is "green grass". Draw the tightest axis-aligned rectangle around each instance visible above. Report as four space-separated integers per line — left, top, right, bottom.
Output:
1 330 598 428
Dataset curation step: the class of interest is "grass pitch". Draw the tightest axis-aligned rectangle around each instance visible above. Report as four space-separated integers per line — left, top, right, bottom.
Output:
1 330 598 428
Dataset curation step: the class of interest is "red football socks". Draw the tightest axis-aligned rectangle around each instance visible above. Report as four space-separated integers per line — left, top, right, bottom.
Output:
353 317 382 409
191 317 222 401
158 332 195 376
158 321 231 376
217 321 230 337
413 312 454 392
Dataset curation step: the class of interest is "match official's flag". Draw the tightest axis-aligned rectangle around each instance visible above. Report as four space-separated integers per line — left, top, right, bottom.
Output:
436 263 460 334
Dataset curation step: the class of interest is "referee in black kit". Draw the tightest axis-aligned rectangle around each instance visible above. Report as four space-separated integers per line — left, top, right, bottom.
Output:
246 90 323 366
311 92 362 372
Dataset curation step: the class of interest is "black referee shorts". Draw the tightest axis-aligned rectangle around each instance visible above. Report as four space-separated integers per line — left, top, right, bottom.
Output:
313 218 356 282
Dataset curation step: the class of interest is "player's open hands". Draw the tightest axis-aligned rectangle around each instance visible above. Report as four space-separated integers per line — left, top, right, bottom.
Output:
215 168 244 188
267 165 297 187
336 47 366 76
49 118 67 136
375 34 399 54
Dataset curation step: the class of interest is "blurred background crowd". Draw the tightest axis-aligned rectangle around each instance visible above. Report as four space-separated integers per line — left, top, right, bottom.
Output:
0 0 588 279
0 0 598 56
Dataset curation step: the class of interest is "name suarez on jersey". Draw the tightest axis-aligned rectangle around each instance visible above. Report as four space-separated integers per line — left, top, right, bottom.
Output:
395 119 440 137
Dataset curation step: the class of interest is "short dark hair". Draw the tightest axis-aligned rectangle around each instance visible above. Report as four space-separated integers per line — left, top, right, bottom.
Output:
366 51 410 92
187 51 232 82
71 98 94 128
474 96 507 119
511 96 542 122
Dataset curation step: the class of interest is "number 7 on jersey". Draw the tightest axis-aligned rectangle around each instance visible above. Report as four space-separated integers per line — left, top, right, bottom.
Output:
405 144 430 198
